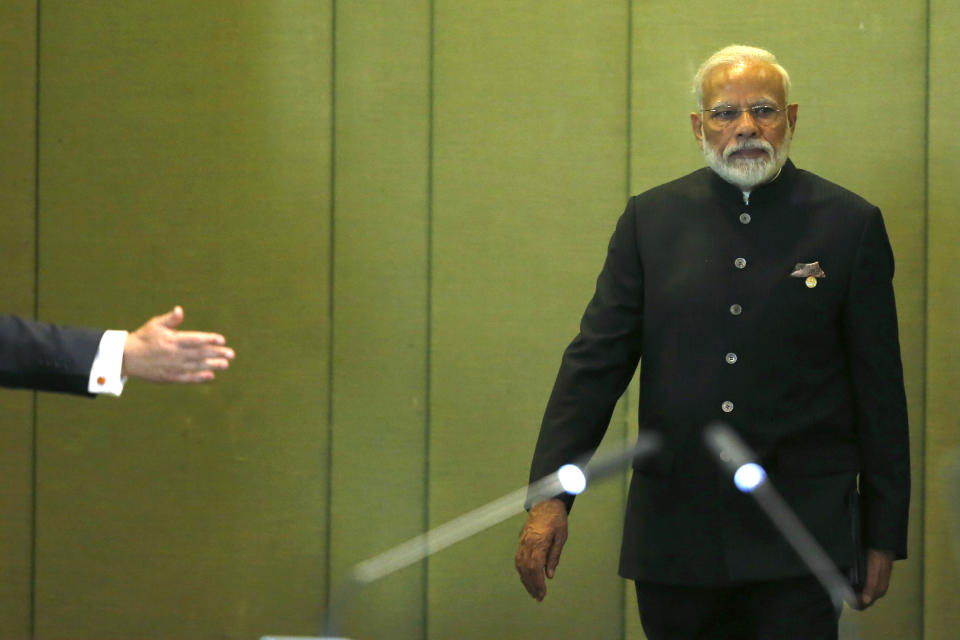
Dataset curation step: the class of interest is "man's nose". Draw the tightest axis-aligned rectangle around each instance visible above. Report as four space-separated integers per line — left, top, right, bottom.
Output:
733 111 761 138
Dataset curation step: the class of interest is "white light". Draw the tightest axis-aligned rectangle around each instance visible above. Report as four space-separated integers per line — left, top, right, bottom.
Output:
557 464 587 495
733 463 767 493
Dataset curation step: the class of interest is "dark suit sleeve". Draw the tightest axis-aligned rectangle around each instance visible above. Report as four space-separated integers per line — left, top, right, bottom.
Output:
527 199 644 510
842 208 910 558
0 315 104 395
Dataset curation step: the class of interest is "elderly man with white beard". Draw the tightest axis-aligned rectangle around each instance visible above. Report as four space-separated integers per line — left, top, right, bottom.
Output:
515 45 910 639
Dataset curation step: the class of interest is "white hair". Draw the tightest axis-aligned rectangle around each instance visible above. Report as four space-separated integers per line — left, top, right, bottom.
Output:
693 45 791 108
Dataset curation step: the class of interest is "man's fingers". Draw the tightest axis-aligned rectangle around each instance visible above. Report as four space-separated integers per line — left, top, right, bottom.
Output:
519 566 546 600
515 546 548 600
859 563 881 608
168 370 217 384
169 331 228 347
545 529 567 579
159 340 235 363
158 306 185 329
524 568 546 600
203 357 232 371
857 577 878 608
168 358 231 373
857 549 894 608
516 526 553 601
517 564 547 600
176 345 236 362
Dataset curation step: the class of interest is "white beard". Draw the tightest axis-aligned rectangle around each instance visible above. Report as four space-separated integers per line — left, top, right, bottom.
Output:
702 131 791 191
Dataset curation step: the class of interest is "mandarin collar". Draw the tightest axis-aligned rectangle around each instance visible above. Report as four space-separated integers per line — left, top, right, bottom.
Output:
707 158 798 206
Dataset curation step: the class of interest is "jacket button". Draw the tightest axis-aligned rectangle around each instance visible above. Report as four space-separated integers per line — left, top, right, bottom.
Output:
722 401 734 413
729 304 743 316
734 257 747 269
725 352 738 364
739 213 751 224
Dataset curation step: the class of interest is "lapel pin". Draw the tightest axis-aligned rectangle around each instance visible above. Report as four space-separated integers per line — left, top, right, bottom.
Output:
791 261 826 288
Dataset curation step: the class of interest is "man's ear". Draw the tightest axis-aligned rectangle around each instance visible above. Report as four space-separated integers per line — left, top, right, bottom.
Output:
787 103 799 137
690 112 704 150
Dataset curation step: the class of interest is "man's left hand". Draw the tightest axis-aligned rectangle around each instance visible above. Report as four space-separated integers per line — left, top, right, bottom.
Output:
854 548 895 609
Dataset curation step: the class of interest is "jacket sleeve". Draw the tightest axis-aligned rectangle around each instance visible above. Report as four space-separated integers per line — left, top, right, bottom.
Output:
527 198 644 510
842 208 910 558
0 315 104 395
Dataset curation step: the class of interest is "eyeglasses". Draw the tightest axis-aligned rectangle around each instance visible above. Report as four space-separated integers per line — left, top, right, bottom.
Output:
701 104 786 127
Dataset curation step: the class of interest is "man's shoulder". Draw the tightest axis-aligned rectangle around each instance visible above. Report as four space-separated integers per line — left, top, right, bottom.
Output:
629 167 716 206
791 167 878 213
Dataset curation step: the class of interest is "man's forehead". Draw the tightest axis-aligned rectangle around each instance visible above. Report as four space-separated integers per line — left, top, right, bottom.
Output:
701 61 785 104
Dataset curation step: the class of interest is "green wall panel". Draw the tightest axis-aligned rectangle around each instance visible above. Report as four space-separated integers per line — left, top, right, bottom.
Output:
328 1 431 638
0 2 37 639
33 2 332 638
430 2 630 638
924 1 960 638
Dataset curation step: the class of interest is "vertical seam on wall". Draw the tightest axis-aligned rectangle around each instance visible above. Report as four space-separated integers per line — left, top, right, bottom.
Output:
625 0 632 207
324 0 337 624
30 1 42 637
920 0 931 634
423 2 435 637
622 1 633 638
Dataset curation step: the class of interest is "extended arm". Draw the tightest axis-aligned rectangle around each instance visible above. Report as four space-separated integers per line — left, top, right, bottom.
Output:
517 200 645 600
0 306 234 394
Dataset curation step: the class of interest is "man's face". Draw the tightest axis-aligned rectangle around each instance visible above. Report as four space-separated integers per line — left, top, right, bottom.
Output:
690 61 799 190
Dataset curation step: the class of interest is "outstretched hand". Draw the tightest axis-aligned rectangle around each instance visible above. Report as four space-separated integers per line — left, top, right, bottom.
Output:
122 306 234 383
515 498 568 601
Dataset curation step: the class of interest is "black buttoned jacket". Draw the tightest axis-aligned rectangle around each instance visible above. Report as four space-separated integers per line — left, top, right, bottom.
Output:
528 160 910 585
0 315 102 394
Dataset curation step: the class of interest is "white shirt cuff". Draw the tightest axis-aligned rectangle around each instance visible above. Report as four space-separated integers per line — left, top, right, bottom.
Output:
88 330 129 396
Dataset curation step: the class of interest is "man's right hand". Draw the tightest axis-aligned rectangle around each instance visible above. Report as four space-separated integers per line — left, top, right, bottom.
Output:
122 306 234 383
515 498 568 601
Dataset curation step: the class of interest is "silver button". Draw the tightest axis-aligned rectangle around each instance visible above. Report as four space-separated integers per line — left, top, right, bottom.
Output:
730 304 743 316
722 401 734 413
734 257 747 269
725 352 738 364
739 213 751 224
